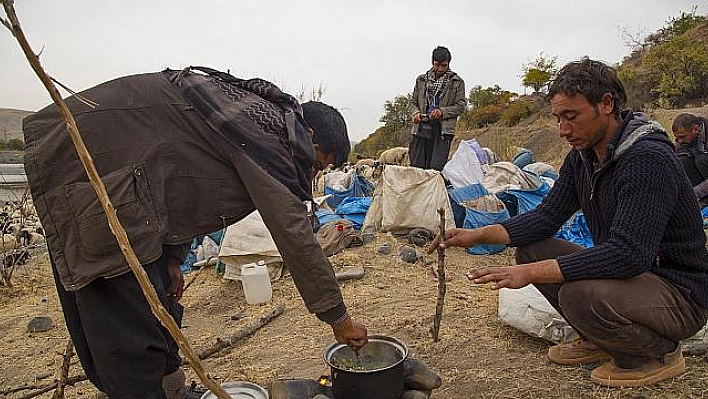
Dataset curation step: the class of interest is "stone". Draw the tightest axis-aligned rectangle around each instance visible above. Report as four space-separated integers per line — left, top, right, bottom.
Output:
401 390 431 399
399 246 419 263
27 316 53 333
377 243 392 255
403 358 442 391
335 266 365 281
35 371 53 380
407 228 434 247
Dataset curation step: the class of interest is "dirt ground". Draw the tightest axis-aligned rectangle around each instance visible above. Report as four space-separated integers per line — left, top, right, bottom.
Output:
2 236 708 399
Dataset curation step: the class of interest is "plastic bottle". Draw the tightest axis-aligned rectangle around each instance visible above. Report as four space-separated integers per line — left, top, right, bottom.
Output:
241 261 272 305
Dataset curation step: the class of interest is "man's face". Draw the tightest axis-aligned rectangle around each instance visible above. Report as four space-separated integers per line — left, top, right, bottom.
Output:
551 93 613 152
674 125 699 145
432 60 450 78
312 145 336 179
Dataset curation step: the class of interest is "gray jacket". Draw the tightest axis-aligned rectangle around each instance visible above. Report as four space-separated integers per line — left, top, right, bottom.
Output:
23 71 344 317
408 71 466 135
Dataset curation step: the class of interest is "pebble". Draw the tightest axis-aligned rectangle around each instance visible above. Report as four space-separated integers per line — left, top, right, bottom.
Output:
399 246 419 263
377 243 392 255
35 371 52 380
27 315 53 332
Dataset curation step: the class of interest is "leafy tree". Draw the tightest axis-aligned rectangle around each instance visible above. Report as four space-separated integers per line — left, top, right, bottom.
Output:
352 93 413 158
522 53 558 94
468 85 515 108
644 36 708 107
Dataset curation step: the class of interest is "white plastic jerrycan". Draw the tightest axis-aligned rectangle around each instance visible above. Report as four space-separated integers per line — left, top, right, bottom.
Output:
241 261 272 305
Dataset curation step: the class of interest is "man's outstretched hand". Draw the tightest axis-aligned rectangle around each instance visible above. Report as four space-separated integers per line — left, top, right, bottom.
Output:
331 316 368 352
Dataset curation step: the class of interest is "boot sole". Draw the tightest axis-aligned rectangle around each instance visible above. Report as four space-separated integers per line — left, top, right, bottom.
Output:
590 357 686 388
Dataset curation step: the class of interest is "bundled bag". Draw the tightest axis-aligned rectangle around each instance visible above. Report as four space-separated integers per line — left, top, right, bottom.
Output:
415 120 441 140
315 219 363 256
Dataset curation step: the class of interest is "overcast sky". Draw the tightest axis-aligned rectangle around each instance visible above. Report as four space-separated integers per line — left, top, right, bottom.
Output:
1 1 706 141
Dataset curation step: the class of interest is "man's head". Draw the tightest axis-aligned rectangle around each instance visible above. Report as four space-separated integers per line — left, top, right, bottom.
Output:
431 46 451 78
301 101 350 171
672 113 703 145
547 58 627 154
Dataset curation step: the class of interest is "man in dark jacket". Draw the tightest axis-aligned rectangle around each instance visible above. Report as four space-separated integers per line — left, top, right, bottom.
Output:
673 112 708 206
428 59 708 387
408 46 466 171
24 67 367 399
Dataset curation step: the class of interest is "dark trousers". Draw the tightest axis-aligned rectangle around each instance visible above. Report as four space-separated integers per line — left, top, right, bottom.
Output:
53 251 183 399
517 238 708 368
409 134 452 171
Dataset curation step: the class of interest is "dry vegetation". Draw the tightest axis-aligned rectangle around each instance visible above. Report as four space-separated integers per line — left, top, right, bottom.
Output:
2 233 708 398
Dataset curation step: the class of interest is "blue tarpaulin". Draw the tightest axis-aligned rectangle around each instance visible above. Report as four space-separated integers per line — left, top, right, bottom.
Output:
325 173 374 209
555 212 594 248
448 184 509 255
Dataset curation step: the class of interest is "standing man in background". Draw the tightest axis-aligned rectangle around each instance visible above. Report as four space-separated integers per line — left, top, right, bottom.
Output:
408 46 467 171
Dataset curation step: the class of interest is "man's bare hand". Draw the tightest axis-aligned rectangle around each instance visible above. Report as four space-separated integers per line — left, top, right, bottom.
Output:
429 109 443 120
425 228 478 255
166 258 185 301
467 265 532 290
412 112 425 124
331 316 368 352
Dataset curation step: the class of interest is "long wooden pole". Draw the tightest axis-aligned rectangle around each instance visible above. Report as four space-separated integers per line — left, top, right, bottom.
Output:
0 2 230 398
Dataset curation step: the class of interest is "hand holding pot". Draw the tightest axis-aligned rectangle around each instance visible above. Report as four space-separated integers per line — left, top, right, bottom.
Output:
331 316 368 352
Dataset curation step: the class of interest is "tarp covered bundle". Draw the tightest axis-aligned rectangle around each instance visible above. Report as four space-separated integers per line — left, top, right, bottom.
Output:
363 165 455 235
324 170 374 209
448 184 509 255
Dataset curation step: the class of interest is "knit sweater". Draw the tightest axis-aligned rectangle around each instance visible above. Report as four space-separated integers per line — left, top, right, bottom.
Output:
501 112 708 309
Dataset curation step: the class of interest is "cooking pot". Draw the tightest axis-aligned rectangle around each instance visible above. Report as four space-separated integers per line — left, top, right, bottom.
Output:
323 335 408 399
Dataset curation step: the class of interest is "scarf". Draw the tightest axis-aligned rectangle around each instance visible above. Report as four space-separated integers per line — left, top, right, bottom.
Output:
425 68 454 108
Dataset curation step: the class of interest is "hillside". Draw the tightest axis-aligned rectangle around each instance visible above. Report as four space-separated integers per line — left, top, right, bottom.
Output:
455 104 708 169
0 108 31 142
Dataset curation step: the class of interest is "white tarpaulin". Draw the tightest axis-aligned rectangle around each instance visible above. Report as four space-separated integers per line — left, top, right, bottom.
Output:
218 210 285 281
362 165 454 235
442 139 487 188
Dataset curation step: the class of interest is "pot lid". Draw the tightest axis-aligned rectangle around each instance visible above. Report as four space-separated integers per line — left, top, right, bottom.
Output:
199 381 268 399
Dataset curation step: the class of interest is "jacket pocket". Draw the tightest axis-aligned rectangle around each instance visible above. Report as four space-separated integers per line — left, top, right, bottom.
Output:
64 164 163 261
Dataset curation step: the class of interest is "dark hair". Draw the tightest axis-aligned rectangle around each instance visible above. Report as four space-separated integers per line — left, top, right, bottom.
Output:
432 46 451 63
547 58 626 115
301 101 350 167
672 112 708 133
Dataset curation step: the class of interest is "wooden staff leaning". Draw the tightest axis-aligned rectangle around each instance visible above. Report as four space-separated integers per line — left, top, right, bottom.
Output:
0 2 230 398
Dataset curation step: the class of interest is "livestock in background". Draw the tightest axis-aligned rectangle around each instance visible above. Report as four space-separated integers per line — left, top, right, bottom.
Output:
378 147 409 166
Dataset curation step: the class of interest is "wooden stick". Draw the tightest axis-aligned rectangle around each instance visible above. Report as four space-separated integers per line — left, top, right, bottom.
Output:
0 3 230 398
432 208 447 342
4 375 87 399
198 303 285 360
51 339 74 399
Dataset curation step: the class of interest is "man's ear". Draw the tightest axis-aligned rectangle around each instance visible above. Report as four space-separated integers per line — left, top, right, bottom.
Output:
599 93 615 115
307 127 314 139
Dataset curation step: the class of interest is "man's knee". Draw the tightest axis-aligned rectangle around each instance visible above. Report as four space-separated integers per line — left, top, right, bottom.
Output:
558 281 621 329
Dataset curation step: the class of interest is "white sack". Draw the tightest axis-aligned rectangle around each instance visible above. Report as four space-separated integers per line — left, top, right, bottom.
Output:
442 140 487 188
363 165 454 235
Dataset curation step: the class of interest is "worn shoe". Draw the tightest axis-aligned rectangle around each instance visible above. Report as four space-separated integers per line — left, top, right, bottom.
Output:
590 345 685 388
548 338 611 365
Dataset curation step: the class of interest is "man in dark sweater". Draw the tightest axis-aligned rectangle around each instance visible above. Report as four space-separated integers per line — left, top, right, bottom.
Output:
428 59 708 387
673 112 708 206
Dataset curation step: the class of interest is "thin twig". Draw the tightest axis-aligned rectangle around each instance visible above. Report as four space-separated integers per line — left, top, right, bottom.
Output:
432 208 447 342
197 303 285 360
51 339 74 399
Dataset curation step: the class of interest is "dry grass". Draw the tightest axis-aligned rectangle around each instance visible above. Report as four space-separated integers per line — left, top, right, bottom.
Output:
1 238 707 398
